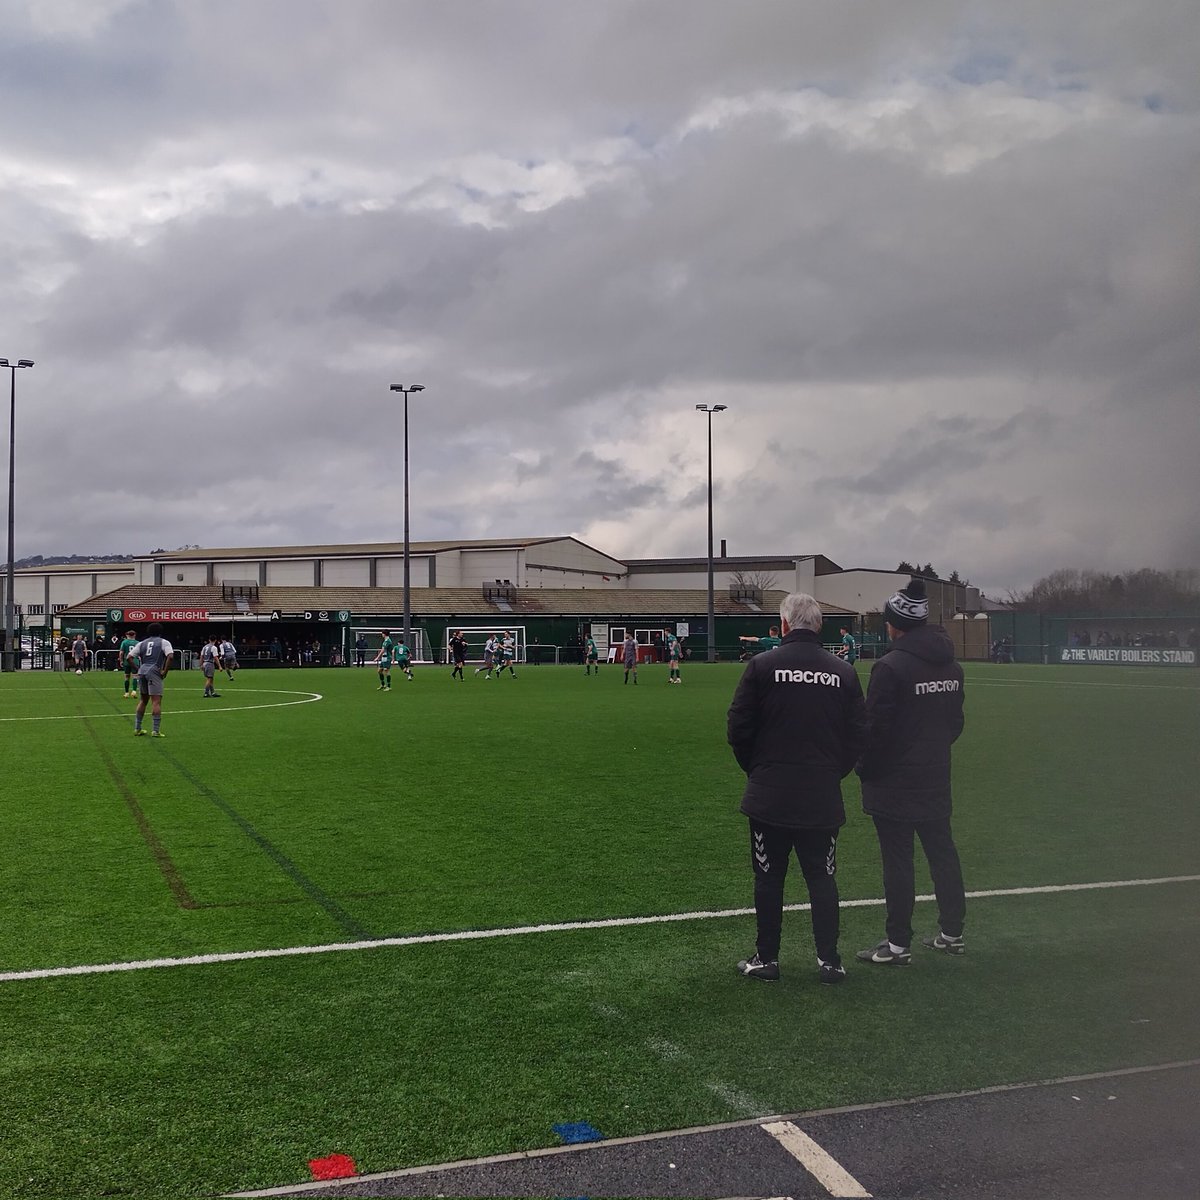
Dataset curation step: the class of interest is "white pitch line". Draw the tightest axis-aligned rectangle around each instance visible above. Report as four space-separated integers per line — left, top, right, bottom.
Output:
2 873 1198 985
762 1121 871 1198
967 677 1199 691
0 689 322 721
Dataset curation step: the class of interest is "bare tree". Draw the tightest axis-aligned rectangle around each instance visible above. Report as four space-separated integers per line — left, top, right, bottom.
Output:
730 569 780 594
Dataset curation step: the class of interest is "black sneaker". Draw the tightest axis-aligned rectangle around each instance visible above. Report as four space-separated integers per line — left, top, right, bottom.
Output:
855 940 911 966
922 932 966 956
818 961 847 985
735 954 780 982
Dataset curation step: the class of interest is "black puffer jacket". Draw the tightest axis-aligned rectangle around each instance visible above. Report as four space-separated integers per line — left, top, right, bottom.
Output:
727 629 866 829
856 625 965 821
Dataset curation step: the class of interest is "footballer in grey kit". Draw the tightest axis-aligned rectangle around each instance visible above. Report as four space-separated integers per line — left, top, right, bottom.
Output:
132 623 174 737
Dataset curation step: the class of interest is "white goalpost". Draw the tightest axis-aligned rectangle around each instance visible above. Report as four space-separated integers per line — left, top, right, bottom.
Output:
443 625 528 664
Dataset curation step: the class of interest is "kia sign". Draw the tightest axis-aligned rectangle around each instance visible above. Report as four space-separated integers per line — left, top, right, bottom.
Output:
114 608 210 622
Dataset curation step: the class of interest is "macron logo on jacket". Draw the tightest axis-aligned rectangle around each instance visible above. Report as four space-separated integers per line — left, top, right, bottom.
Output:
914 679 961 695
774 668 842 687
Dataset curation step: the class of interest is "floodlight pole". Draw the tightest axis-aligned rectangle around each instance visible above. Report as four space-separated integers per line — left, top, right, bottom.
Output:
696 403 727 663
1 358 33 673
389 384 425 652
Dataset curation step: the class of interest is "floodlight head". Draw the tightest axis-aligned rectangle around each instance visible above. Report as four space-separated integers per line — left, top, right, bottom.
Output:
0 360 8 368
17 359 33 368
695 404 706 411
409 384 425 392
713 404 727 412
389 383 404 392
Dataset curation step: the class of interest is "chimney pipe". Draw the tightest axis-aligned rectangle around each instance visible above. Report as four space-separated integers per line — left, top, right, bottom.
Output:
719 538 727 558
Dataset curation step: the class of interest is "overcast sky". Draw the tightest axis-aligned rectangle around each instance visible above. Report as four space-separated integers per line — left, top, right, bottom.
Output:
2 0 1196 597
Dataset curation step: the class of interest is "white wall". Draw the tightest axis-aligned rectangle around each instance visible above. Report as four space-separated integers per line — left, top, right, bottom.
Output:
625 563 805 592
815 570 964 622
9 567 135 627
321 559 371 587
815 570 906 615
213 561 262 584
524 538 625 587
376 556 432 587
266 560 317 586
161 563 209 586
461 549 523 588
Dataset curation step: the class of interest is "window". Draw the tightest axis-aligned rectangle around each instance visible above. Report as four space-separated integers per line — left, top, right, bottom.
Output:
52 603 69 613
27 604 44 616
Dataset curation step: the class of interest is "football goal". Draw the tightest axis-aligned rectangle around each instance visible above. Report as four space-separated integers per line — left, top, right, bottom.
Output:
443 625 528 664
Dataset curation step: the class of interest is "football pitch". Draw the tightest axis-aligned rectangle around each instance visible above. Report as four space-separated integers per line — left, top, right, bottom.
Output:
2 660 1198 1198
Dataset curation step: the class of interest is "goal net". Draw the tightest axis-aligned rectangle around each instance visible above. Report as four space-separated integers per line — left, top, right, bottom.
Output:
443 625 528 664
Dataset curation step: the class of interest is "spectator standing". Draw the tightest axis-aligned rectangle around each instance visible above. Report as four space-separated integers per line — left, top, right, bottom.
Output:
727 593 865 984
856 579 967 965
355 634 368 667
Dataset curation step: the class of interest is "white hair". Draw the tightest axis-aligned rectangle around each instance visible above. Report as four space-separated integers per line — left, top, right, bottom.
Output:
779 592 823 634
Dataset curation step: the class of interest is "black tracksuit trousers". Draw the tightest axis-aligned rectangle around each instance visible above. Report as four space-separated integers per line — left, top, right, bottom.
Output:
872 814 966 948
749 819 841 966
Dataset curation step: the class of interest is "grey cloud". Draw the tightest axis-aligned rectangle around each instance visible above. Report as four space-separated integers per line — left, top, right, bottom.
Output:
1 0 1196 593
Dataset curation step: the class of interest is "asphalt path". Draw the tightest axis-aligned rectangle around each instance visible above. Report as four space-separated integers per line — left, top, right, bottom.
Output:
230 1060 1200 1199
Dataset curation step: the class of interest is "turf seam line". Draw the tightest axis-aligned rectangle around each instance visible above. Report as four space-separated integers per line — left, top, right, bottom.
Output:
158 752 373 941
221 1059 1200 1196
2 873 1197 984
80 717 200 910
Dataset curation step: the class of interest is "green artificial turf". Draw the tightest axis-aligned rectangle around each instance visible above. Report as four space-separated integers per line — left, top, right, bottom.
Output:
1 660 1197 1197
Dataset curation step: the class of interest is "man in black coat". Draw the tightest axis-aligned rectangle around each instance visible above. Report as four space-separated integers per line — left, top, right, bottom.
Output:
727 592 866 985
856 578 967 965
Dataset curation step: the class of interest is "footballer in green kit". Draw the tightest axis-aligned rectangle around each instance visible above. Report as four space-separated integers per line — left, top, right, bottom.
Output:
373 632 396 691
739 626 782 658
119 629 140 697
394 639 414 681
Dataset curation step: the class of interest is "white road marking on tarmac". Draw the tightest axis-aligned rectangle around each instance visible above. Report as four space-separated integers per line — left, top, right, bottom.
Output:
762 1120 871 1197
2 873 1197 984
221 1061 1200 1198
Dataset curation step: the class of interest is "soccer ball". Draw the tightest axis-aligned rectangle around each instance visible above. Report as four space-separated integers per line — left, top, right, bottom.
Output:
75 669 83 675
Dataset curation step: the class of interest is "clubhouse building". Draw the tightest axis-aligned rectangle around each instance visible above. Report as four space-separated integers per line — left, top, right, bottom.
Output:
8 536 981 664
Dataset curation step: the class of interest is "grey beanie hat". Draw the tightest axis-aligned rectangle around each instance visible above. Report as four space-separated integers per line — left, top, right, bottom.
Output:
884 578 929 630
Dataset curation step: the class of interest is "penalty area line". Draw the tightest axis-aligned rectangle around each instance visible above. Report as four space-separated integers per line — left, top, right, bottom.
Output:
2 873 1198 985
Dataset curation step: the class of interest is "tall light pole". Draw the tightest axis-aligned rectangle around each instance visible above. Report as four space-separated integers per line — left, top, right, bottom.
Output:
1 358 34 674
389 384 425 653
695 403 727 663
